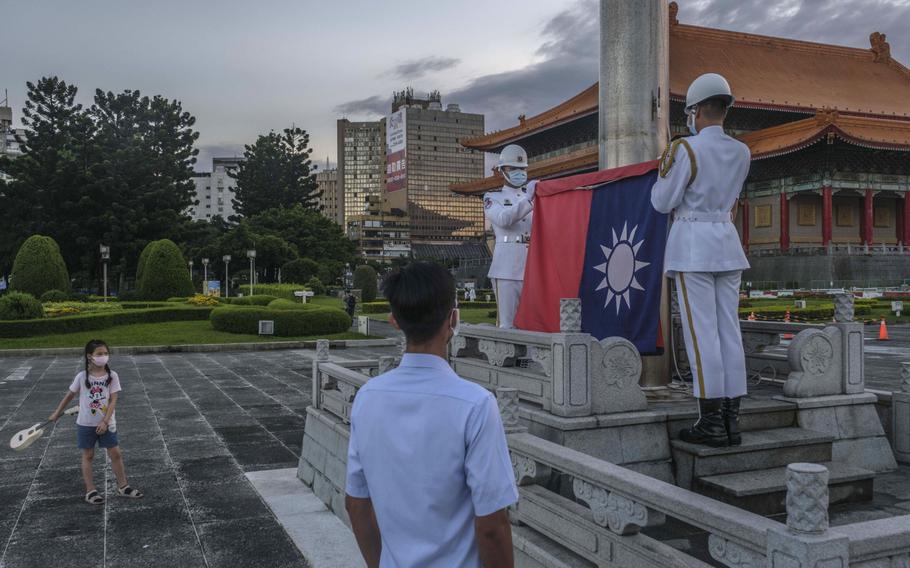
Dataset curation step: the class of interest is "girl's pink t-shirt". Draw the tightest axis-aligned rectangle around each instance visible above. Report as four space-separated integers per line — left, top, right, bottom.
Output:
69 371 122 429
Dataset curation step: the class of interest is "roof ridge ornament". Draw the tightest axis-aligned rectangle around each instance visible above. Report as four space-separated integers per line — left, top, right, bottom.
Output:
669 2 679 26
815 108 840 126
870 32 891 62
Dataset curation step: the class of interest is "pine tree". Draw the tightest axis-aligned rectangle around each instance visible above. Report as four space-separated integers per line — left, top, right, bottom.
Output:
230 127 322 217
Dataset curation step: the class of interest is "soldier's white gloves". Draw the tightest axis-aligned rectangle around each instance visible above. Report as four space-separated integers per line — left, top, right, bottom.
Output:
526 179 539 202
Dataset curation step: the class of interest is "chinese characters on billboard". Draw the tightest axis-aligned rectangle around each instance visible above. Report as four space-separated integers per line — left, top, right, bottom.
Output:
386 109 407 192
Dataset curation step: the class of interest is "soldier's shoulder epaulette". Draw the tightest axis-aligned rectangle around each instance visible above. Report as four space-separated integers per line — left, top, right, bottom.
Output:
659 137 698 188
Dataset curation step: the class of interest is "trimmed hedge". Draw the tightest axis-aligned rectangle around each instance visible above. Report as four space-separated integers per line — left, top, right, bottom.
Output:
238 284 310 301
10 235 70 297
41 289 70 302
136 239 194 300
0 306 214 338
266 299 322 311
209 306 351 337
362 300 497 314
0 292 44 321
231 295 278 306
738 303 872 320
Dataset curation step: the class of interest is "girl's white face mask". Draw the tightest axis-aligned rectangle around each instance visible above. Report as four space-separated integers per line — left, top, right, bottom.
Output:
92 355 110 367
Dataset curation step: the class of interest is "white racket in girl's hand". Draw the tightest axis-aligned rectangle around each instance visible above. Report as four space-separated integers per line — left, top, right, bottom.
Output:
9 406 78 452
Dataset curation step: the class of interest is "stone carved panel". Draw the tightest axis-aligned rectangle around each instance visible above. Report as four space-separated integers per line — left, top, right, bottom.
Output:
591 337 648 414
496 388 522 433
560 298 582 333
526 346 552 378
478 339 517 367
511 454 551 486
451 335 468 358
786 463 829 534
742 332 780 355
573 478 647 535
784 327 842 398
834 294 854 323
316 339 330 361
903 363 910 393
336 382 356 403
600 337 641 389
378 356 396 374
708 534 764 568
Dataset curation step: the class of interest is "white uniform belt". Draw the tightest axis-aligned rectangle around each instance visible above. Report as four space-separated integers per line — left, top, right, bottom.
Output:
502 235 530 244
674 210 731 223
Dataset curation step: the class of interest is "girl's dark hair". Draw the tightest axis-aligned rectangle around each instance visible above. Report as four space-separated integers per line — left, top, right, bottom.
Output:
84 339 113 389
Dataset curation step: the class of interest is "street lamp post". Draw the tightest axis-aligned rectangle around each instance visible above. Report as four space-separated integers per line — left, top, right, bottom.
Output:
247 249 256 296
202 258 210 295
189 260 194 283
99 245 110 302
223 255 232 298
344 263 353 291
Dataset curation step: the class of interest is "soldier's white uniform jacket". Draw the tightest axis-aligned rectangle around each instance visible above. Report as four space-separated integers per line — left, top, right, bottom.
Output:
484 184 534 281
650 125 751 275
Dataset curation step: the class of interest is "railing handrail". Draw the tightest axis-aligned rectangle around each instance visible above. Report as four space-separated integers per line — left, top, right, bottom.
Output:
846 514 910 561
507 432 780 556
458 323 556 346
319 362 370 389
740 320 824 333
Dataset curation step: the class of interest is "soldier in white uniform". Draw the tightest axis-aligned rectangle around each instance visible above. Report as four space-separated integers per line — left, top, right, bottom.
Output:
484 144 537 329
651 73 751 447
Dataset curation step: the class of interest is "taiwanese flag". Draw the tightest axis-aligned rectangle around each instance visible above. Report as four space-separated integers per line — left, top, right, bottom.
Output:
514 160 668 354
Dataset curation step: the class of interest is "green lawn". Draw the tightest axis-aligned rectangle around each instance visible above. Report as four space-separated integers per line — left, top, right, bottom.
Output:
0 320 370 350
366 308 496 326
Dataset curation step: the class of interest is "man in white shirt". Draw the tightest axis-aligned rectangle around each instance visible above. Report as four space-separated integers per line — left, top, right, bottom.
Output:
651 73 751 448
345 262 518 567
484 144 537 329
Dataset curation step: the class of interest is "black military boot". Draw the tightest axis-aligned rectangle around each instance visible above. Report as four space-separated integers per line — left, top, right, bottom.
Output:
723 397 743 446
679 398 728 447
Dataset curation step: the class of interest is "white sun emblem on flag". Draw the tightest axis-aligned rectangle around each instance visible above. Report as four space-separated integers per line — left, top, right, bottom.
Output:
593 222 650 314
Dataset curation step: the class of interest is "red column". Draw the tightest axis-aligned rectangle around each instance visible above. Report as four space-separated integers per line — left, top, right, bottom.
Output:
903 195 910 245
741 197 750 251
822 186 833 246
780 193 790 252
863 189 874 245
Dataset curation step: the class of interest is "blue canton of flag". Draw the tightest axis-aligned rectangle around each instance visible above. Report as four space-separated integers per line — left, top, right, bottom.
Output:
578 171 668 354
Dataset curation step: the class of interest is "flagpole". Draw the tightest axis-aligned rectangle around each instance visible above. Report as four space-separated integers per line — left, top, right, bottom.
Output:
599 0 671 389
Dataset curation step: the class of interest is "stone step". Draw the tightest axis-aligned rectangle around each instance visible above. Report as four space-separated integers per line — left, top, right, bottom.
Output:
696 461 875 515
672 427 834 489
662 397 797 438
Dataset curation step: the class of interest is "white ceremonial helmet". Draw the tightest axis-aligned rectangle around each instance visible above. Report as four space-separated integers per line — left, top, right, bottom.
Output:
685 73 735 111
497 144 528 169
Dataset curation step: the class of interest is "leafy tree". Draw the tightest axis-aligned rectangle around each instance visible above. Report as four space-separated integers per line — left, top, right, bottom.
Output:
10 235 70 297
306 276 327 296
137 240 194 300
0 78 96 273
245 205 355 266
230 127 321 216
282 258 320 285
317 260 344 287
353 265 378 301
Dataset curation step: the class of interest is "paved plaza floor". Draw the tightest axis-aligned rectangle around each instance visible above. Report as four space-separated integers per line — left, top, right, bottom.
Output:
0 348 394 568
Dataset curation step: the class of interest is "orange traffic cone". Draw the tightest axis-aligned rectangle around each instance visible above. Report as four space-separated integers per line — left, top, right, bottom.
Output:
782 309 794 340
748 311 756 321
878 318 890 341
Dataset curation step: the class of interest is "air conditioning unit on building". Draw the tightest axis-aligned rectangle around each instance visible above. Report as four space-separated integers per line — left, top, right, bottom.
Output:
258 320 275 335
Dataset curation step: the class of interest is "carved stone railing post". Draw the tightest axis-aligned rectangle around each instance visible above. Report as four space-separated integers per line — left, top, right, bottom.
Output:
893 362 910 463
510 453 551 487
378 356 396 375
313 339 331 408
496 388 525 434
552 298 593 416
834 293 854 323
782 321 864 397
836 321 864 393
572 478 662 536
560 298 582 332
766 463 848 567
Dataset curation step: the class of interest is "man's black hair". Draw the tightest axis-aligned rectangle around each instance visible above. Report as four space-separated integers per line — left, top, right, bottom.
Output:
381 262 455 344
700 97 729 121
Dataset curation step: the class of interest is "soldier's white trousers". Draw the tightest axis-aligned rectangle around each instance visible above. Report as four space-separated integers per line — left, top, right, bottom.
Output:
674 271 747 399
493 278 523 329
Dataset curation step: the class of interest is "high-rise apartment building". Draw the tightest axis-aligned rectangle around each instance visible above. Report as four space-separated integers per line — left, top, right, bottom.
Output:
315 168 343 225
190 157 243 221
0 103 26 183
386 89 485 244
337 120 384 229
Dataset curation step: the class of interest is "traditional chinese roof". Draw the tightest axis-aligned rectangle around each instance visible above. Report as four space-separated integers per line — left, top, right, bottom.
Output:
452 111 910 194
741 110 910 160
461 5 910 152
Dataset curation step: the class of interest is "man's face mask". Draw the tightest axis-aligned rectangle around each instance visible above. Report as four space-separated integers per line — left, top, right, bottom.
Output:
505 168 528 188
686 106 698 136
450 308 461 338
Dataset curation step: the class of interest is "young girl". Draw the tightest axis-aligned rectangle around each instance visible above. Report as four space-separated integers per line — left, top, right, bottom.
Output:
49 339 143 504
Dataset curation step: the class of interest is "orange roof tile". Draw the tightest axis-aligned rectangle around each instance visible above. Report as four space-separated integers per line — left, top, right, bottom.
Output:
741 110 910 159
462 13 910 150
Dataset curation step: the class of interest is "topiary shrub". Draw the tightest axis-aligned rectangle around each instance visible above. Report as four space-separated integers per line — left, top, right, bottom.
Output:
361 301 391 314
0 305 213 338
209 306 351 337
9 235 70 298
353 265 378 302
282 258 320 285
237 284 307 301
40 289 70 302
318 260 343 286
136 240 194 300
231 294 278 306
306 276 326 296
0 292 44 321
266 298 321 310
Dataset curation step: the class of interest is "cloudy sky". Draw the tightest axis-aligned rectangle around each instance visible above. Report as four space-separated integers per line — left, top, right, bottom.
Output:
2 0 909 171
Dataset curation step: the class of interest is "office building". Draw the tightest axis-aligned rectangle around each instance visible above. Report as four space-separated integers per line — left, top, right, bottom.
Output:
191 157 243 221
